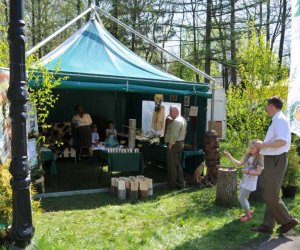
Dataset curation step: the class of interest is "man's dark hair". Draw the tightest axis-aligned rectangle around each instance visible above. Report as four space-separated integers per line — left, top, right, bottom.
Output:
267 96 283 109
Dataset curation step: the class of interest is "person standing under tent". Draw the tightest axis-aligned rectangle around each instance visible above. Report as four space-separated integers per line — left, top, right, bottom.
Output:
164 105 187 189
72 105 93 159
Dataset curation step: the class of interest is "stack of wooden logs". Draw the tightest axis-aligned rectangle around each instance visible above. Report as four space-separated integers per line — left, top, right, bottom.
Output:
111 175 153 200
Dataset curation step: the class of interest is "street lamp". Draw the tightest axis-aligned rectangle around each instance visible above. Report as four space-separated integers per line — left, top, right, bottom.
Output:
7 0 35 247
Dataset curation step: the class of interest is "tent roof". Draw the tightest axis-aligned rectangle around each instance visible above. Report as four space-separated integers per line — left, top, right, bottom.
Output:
38 19 211 97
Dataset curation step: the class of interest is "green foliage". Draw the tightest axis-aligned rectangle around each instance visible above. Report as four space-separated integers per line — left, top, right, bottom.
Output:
0 3 8 68
226 23 288 153
0 160 42 230
283 144 300 187
0 161 12 226
27 62 66 142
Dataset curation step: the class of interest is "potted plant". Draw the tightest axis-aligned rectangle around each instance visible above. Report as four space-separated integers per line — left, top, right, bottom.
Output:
282 145 300 199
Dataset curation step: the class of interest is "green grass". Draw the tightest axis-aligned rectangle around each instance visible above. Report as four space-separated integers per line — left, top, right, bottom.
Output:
32 187 300 250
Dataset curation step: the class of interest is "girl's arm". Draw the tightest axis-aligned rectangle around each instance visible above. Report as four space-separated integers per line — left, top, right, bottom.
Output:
224 151 244 167
247 163 263 176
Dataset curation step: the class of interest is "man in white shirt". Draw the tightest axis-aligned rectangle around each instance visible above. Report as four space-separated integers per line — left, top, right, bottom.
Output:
252 96 298 234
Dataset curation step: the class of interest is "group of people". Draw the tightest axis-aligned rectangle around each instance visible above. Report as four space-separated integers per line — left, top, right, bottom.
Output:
72 97 298 235
71 105 119 158
224 96 298 234
163 96 298 235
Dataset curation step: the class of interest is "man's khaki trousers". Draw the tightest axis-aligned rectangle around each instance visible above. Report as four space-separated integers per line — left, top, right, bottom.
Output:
263 153 291 228
166 141 184 188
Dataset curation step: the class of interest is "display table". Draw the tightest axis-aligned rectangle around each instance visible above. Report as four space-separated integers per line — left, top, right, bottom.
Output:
41 147 57 176
93 147 144 175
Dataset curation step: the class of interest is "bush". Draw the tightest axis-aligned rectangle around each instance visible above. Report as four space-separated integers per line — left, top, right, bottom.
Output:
0 161 12 227
226 23 288 154
283 144 300 187
0 160 41 230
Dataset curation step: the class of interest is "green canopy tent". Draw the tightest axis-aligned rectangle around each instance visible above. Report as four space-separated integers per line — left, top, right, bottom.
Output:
31 18 211 149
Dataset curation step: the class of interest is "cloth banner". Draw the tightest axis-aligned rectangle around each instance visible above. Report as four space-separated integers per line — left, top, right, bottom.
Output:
287 0 300 137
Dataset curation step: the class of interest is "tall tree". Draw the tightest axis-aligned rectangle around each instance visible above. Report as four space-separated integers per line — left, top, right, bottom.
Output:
204 0 212 83
278 0 287 67
230 0 237 85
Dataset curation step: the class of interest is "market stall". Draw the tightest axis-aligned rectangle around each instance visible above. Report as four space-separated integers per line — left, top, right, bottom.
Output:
30 18 211 180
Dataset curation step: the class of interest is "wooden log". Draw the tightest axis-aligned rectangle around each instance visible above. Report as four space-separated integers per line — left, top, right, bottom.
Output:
249 173 264 202
139 180 149 199
117 179 126 200
111 177 118 197
129 181 139 201
216 168 238 207
128 119 136 149
125 178 130 198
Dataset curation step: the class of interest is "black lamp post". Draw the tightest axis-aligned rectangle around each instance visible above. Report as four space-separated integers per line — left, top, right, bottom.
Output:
7 0 35 247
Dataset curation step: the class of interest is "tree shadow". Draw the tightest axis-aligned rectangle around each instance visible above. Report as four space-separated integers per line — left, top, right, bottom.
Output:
173 219 271 250
38 185 200 212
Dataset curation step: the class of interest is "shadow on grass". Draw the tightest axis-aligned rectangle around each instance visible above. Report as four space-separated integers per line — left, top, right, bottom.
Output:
39 185 200 212
43 158 168 193
173 219 271 250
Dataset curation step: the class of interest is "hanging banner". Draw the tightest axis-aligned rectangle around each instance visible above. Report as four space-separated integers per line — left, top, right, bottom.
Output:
287 0 300 137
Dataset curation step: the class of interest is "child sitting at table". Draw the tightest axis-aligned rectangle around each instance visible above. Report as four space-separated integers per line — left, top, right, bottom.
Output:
91 124 100 146
105 121 119 147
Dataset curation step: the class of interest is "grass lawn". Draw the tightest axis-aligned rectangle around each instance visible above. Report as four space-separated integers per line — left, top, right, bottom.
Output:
31 187 300 250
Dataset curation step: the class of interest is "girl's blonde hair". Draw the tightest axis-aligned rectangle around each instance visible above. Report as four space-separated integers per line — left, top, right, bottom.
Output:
244 139 263 168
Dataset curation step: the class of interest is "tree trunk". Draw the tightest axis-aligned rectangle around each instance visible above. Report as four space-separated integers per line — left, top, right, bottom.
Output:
191 0 199 82
266 0 270 42
278 0 287 68
230 0 237 85
249 172 264 202
216 168 238 207
204 0 212 84
223 66 229 90
3 0 8 23
76 0 82 30
131 0 137 52
111 0 119 39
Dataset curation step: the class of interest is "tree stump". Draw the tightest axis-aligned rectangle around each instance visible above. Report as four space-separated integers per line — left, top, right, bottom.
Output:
216 168 238 207
249 173 265 202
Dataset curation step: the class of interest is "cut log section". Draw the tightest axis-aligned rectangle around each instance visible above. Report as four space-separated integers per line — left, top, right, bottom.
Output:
215 168 238 207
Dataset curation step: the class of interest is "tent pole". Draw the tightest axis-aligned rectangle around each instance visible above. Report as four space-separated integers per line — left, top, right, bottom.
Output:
26 7 93 57
210 81 215 130
90 1 96 20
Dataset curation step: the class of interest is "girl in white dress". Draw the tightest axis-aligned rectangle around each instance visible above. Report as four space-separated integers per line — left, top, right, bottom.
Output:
224 139 263 222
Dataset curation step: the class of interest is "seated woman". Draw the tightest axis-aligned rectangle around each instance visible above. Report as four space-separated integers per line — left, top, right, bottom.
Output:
105 121 119 147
